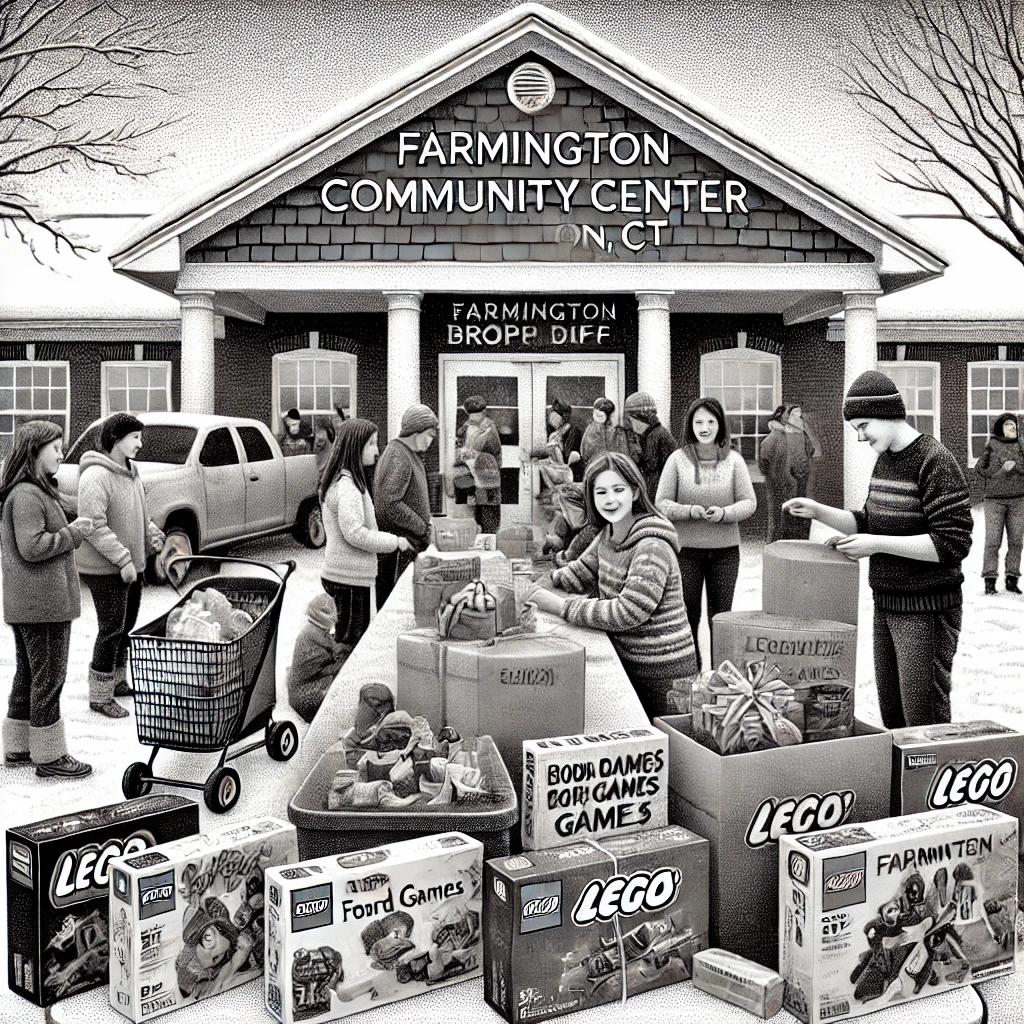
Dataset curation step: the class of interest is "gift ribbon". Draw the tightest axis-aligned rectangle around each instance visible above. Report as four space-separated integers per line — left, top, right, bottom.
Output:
582 838 629 1006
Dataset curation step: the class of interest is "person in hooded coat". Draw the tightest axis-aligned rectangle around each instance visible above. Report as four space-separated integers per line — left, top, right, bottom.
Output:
580 397 631 469
758 404 820 543
453 395 503 534
976 412 1024 594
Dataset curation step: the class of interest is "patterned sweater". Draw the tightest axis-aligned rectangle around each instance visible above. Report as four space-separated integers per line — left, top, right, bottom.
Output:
852 434 973 612
552 513 697 718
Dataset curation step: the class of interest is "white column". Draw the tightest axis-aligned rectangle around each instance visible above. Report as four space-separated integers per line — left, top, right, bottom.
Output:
636 291 674 431
383 291 423 440
843 291 880 509
175 290 216 414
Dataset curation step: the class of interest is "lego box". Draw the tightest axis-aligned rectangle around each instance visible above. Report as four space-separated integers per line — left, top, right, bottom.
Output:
891 720 1024 896
779 806 1018 1024
484 824 709 1023
264 832 483 1023
108 816 297 1022
5 795 200 1008
520 727 668 850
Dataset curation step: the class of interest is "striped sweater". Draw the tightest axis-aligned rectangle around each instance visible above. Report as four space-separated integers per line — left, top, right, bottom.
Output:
552 513 697 718
852 433 973 612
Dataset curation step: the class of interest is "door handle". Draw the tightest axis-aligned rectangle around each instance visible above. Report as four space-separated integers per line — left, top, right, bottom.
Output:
249 473 260 482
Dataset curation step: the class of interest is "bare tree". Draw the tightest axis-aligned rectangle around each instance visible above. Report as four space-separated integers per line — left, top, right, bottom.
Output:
0 0 187 265
845 0 1024 266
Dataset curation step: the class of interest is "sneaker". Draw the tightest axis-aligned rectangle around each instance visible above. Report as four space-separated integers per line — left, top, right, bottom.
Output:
36 754 92 778
90 700 130 720
985 578 997 595
1007 577 1022 595
4 751 31 766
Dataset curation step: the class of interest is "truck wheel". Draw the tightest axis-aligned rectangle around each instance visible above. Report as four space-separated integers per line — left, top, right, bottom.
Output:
294 500 325 549
157 529 193 586
204 766 240 814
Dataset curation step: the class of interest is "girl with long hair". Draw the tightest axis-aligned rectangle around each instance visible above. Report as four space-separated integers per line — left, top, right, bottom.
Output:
319 418 410 647
529 452 697 718
656 396 756 670
1 420 95 777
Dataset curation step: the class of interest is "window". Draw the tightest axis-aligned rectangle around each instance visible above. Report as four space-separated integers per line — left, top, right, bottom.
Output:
0 362 69 457
199 427 239 467
101 362 171 416
699 349 781 462
237 426 273 463
878 362 940 440
273 350 356 436
968 362 1023 465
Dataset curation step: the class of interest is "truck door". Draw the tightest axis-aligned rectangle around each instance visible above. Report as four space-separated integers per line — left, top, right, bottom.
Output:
197 427 246 544
236 425 286 533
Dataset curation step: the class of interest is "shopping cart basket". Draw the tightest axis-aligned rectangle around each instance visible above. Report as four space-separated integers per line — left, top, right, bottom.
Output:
121 556 299 813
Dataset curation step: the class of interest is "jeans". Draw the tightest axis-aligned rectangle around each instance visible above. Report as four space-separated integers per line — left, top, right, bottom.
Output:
676 546 741 671
873 605 961 728
982 497 1024 578
7 622 72 728
86 574 143 674
322 578 372 647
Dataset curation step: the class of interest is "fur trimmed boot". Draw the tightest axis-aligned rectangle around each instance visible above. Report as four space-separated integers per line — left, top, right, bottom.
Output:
3 717 30 766
113 663 134 698
89 668 130 719
985 578 998 595
1007 576 1022 595
29 720 91 778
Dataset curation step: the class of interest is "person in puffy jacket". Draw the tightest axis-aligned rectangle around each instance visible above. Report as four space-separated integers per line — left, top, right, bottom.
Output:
976 412 1024 595
287 592 351 723
623 391 676 501
78 413 165 719
452 395 502 534
1 420 95 777
319 418 410 647
758 404 820 543
580 397 631 469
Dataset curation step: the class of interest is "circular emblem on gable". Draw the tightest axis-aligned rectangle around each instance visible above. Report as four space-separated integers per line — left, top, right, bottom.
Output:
507 62 556 114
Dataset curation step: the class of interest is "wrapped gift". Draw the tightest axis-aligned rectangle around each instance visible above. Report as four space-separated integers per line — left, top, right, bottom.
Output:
431 517 479 551
436 580 518 642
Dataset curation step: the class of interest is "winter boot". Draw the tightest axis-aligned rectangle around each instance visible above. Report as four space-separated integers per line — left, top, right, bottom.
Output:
29 720 92 778
113 663 134 697
1007 576 1022 595
985 578 997 595
3 717 30 766
89 668 129 719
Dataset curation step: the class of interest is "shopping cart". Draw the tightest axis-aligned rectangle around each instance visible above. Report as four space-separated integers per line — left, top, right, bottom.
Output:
121 556 299 813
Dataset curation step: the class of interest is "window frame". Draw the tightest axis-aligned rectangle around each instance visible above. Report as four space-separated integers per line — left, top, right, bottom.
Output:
100 360 172 418
0 360 71 454
198 426 241 468
271 349 357 434
877 360 941 442
967 360 1023 467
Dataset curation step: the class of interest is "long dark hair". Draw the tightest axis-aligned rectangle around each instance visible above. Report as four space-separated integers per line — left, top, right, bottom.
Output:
582 451 662 528
0 420 63 509
680 396 731 448
319 417 377 500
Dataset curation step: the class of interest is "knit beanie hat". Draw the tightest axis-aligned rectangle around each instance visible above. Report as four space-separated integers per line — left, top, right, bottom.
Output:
306 592 337 631
399 404 438 437
624 391 658 423
100 412 144 452
842 370 906 421
463 395 487 414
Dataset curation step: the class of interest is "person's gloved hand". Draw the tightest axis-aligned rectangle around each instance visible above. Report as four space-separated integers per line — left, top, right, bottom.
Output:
120 563 138 584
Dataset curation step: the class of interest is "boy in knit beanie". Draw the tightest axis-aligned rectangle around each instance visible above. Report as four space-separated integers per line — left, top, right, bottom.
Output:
287 592 351 723
374 404 438 608
783 369 972 728
623 391 677 500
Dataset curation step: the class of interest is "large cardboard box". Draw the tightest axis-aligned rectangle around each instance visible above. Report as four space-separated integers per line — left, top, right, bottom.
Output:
5 796 200 1008
762 540 859 626
265 832 483 1023
655 714 890 967
484 825 708 1023
891 720 1024 897
108 817 297 1022
520 727 668 850
779 807 1018 1024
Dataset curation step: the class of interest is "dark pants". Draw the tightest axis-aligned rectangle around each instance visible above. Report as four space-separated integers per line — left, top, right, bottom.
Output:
376 546 416 610
322 577 372 647
474 503 501 534
873 605 962 728
7 622 72 728
86 574 143 674
677 546 741 671
982 497 1024 579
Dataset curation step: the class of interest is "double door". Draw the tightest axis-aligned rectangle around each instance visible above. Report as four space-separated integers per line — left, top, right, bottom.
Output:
440 355 624 524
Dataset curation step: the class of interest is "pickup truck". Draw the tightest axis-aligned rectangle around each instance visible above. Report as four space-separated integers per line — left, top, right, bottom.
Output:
58 413 323 582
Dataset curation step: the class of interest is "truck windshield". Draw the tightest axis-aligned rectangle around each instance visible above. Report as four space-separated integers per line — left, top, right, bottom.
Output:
65 425 197 466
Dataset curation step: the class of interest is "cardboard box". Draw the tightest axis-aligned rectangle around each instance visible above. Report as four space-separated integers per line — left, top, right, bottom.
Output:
654 714 890 967
264 832 483 1023
431 517 480 551
520 727 668 850
5 796 199 1008
779 807 1018 1024
762 540 859 626
891 720 1024 896
484 825 709 1023
108 817 297 1022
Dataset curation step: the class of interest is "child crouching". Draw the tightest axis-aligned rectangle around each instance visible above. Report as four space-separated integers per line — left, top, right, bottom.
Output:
287 593 351 724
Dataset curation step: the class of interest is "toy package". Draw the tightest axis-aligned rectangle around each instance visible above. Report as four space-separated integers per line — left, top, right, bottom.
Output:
484 824 709 1023
264 832 483 1022
779 806 1018 1024
692 948 784 1018
520 727 668 850
5 795 200 1008
108 816 297 1022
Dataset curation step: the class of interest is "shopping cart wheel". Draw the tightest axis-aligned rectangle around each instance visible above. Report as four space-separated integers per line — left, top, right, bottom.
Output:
265 720 299 762
204 766 241 814
122 762 152 799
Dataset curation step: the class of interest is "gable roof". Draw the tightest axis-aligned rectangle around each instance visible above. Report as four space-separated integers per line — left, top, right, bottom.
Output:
111 2 946 283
